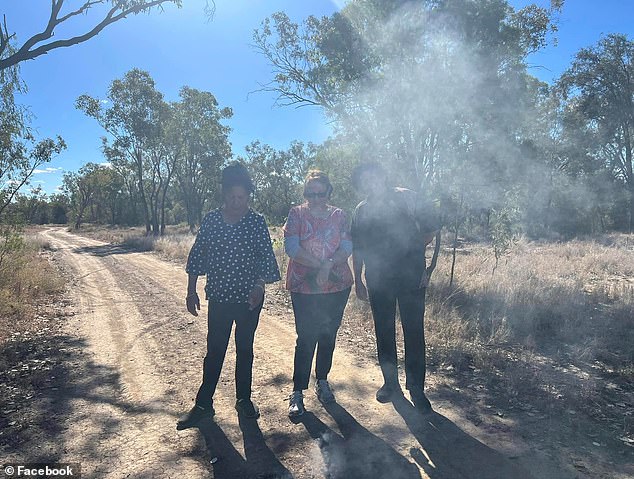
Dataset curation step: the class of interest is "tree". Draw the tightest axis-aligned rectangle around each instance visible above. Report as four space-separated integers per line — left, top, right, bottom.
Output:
169 87 232 231
0 135 66 219
0 1 183 71
77 69 170 234
1 0 213 227
558 34 634 231
240 141 314 225
253 0 563 206
63 163 112 229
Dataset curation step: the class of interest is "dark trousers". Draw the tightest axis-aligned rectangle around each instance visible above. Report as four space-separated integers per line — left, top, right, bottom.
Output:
290 288 351 391
195 301 262 408
368 285 427 392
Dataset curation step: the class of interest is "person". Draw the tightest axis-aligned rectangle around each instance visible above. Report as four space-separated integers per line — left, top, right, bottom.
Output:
283 170 354 418
177 163 280 430
350 162 439 414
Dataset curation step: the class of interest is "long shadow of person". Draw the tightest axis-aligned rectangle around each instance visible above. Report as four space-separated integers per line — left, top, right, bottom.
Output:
299 404 421 479
238 414 294 479
196 417 293 479
196 418 250 478
391 395 536 479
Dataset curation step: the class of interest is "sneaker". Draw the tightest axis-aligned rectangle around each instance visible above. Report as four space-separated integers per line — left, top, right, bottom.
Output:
376 383 399 403
235 398 260 419
288 390 305 417
315 379 336 404
176 404 214 430
410 391 433 414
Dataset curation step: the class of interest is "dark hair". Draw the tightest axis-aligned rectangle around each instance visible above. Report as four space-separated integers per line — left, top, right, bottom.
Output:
303 169 333 197
351 162 386 190
221 162 254 194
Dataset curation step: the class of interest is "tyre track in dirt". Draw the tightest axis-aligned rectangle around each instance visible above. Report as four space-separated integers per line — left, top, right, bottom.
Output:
41 228 210 478
40 227 555 479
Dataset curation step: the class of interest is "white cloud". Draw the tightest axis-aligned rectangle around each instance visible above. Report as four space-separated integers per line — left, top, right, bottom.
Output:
33 167 63 175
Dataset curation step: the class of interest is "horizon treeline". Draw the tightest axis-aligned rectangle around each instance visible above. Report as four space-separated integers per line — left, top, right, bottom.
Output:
3 0 634 241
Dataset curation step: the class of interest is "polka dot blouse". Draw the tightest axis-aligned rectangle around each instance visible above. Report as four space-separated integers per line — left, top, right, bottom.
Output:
186 208 281 303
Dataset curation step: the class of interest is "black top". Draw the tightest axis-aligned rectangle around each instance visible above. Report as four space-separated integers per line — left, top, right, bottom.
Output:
351 187 439 290
186 208 281 303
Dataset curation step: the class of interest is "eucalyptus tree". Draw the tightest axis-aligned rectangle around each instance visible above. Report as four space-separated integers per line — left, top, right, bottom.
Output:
253 0 563 198
77 69 170 234
0 134 66 219
239 141 314 225
168 87 233 231
63 163 109 229
558 34 634 231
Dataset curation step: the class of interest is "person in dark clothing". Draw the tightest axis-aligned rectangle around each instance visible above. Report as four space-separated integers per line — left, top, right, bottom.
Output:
177 163 281 430
350 162 439 413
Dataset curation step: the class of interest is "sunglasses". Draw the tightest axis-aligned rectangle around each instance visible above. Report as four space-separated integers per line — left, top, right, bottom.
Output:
304 191 328 199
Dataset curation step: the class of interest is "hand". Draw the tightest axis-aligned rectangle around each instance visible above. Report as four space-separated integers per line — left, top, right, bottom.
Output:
419 268 430 289
316 263 331 287
355 281 369 302
248 286 264 310
186 292 200 316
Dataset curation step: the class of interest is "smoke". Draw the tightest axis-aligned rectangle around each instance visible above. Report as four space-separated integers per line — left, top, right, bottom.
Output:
326 1 586 234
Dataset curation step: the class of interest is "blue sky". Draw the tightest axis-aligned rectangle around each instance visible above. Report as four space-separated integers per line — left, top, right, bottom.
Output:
4 0 634 194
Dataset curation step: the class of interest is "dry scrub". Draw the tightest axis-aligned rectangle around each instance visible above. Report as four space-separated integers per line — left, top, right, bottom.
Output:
0 231 66 343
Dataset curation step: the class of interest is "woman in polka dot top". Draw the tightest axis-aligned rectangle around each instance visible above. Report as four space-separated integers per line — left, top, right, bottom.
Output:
177 163 280 429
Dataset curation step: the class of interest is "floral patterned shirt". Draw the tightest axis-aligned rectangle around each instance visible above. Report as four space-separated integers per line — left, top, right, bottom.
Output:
186 208 281 303
283 204 354 294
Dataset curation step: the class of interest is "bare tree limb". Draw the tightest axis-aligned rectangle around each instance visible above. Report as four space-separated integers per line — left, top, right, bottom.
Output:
0 0 179 71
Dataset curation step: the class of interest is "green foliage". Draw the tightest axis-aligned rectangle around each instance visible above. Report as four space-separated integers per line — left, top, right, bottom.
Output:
240 141 314 225
169 86 233 230
489 189 521 274
0 222 24 276
253 0 568 245
557 33 634 231
77 70 233 233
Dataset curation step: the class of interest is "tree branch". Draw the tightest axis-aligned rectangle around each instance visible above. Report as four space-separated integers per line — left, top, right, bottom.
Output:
0 0 177 71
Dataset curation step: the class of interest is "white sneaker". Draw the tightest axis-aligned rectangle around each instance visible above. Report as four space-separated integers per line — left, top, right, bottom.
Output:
315 379 335 404
288 390 305 417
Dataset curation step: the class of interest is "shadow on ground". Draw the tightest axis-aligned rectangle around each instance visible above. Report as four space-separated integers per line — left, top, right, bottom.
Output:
391 395 535 479
71 244 140 257
300 402 421 479
197 418 293 479
0 331 180 469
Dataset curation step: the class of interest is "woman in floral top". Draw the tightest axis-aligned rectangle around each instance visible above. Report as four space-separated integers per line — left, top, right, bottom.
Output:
284 170 353 417
177 163 280 430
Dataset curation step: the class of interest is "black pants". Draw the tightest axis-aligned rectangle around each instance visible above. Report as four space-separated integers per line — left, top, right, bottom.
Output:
367 284 427 392
195 301 262 408
290 288 351 391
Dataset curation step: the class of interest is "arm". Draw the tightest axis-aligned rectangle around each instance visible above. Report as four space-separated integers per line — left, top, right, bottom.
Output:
352 249 368 301
283 206 325 269
186 273 201 316
185 214 211 317
250 215 282 310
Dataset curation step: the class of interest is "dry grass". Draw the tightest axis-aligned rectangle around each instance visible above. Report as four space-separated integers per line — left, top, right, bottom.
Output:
0 233 66 343
426 236 634 371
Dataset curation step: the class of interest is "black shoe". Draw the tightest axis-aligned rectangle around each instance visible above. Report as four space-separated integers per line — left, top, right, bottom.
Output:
176 404 214 430
376 383 400 403
235 398 260 419
410 391 433 414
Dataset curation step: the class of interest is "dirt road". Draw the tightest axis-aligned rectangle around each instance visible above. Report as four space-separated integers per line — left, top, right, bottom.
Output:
17 227 567 478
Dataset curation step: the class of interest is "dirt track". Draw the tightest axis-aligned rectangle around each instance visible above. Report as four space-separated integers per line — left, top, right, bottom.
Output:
11 227 580 478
